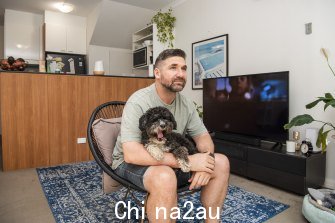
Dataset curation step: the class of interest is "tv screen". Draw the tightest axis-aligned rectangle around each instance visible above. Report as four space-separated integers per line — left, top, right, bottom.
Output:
203 71 289 143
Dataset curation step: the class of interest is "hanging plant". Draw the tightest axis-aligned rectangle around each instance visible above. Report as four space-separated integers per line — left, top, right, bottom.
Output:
151 8 176 48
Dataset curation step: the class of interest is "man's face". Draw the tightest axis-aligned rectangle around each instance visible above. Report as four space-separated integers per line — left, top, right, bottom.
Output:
155 56 187 92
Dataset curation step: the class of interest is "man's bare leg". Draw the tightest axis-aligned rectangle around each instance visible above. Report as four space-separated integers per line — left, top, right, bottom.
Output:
201 153 230 223
143 166 178 223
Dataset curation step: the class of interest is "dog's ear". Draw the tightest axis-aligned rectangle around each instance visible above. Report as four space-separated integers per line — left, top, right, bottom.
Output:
173 119 177 130
139 113 147 131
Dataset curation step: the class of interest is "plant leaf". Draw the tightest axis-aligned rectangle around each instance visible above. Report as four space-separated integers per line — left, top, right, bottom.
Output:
321 130 331 152
283 114 314 129
325 93 334 99
316 126 325 148
306 99 323 109
324 99 335 110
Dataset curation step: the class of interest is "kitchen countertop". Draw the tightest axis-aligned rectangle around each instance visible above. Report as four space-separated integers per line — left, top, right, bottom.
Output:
0 70 155 79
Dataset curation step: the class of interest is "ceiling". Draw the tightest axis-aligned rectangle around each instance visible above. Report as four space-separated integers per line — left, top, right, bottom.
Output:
0 0 174 25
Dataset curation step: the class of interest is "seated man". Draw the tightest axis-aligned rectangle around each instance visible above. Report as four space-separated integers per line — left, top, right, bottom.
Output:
112 49 230 222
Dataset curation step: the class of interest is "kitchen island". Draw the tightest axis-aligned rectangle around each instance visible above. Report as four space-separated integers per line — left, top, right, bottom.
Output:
0 72 154 170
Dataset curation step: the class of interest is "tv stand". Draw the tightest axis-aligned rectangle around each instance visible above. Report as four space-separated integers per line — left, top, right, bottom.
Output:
271 142 283 150
215 132 261 147
213 137 326 195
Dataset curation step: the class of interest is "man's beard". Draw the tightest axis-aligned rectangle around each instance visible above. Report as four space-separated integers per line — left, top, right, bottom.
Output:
161 78 186 92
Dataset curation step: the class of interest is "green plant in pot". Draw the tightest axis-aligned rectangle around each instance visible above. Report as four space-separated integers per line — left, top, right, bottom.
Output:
151 8 176 48
284 48 335 152
193 101 203 120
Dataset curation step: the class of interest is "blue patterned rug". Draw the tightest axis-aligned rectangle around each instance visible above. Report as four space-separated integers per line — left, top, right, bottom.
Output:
37 161 289 223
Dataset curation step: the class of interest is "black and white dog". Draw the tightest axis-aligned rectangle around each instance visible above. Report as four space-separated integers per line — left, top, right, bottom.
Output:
139 106 197 172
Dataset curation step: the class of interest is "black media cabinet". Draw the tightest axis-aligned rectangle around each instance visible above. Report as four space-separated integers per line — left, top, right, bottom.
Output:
213 138 326 195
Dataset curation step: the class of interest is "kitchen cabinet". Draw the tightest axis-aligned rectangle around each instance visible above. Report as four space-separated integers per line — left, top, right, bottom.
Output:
48 75 89 165
45 23 86 55
45 23 67 53
0 72 154 170
4 9 43 61
1 73 49 170
67 26 87 54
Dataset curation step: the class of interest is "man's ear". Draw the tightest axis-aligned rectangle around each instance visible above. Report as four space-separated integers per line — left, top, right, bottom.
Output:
139 114 147 131
154 67 160 79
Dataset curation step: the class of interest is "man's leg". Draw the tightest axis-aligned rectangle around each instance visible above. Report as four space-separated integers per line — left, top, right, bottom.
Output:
201 153 230 223
143 166 178 223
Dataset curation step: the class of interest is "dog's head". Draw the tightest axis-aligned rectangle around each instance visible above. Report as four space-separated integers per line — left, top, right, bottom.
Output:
139 106 177 141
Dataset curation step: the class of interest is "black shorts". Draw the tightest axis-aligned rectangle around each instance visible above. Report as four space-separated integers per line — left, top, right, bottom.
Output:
114 162 191 191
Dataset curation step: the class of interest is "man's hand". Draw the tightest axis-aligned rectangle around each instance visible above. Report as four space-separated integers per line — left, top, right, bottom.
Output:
188 171 212 190
188 151 215 174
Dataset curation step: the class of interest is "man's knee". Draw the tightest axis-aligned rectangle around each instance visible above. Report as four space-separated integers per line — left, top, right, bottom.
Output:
143 166 177 192
214 153 230 175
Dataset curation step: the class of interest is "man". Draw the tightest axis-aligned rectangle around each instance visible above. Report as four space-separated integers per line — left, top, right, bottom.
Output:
112 49 230 222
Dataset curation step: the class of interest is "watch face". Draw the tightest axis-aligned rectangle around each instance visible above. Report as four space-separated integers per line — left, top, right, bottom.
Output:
301 144 309 154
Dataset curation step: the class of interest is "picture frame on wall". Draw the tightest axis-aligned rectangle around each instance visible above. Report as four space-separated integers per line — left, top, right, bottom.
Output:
192 34 229 90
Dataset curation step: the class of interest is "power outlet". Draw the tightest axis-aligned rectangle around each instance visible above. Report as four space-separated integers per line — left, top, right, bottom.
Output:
77 138 87 144
305 23 312 35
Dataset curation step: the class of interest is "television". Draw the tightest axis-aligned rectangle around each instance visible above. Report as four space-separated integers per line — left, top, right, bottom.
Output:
203 71 289 144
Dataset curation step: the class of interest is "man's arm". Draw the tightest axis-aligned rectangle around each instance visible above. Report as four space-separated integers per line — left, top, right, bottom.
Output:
192 132 215 153
123 141 180 168
123 141 215 173
188 132 216 190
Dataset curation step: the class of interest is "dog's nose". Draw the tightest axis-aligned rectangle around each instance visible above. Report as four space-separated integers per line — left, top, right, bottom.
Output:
160 123 166 128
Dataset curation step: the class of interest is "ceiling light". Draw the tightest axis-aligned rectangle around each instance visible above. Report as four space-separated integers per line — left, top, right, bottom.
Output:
56 2 74 13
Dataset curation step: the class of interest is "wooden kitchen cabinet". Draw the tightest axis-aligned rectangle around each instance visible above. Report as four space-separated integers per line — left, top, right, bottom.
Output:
48 75 90 165
0 72 154 170
1 73 49 170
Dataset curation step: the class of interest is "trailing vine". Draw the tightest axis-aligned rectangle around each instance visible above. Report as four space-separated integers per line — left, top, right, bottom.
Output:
151 8 176 48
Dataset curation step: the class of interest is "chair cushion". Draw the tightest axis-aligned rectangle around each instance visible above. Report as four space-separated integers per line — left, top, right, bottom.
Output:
92 117 121 165
92 117 122 193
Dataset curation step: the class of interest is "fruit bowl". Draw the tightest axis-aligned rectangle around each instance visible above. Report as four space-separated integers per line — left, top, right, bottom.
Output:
1 56 27 71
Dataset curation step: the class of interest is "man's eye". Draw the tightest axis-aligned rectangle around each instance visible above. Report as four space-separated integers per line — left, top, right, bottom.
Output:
182 67 187 71
170 67 176 70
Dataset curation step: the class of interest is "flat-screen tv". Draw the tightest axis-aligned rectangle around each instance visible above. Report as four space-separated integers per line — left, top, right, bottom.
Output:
203 71 289 143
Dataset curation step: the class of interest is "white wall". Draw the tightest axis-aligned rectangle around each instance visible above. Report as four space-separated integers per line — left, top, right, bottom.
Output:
173 0 335 188
0 25 2 134
4 9 42 62
87 3 102 47
90 0 154 49
0 25 4 59
109 48 132 74
88 45 133 75
44 10 86 27
88 45 110 74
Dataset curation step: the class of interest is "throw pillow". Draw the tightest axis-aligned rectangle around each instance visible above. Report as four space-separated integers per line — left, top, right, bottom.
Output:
92 117 122 193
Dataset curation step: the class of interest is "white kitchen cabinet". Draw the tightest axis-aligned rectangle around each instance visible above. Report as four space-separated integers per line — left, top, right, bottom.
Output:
45 23 86 55
67 26 86 55
4 9 43 62
45 23 67 53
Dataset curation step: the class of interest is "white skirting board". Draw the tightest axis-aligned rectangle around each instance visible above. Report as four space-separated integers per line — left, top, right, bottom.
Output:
324 178 335 190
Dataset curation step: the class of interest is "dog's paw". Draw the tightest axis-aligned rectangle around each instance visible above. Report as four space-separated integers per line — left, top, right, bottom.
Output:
146 144 164 160
178 159 191 172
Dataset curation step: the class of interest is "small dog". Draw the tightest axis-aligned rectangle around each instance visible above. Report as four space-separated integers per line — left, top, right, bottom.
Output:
139 106 198 172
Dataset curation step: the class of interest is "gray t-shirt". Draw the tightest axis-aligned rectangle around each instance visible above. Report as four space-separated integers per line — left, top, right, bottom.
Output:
111 83 207 170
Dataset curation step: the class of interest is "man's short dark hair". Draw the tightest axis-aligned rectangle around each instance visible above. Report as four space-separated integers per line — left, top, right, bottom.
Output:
154 49 186 69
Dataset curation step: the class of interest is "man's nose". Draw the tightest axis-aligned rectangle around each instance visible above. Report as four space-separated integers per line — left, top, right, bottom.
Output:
176 68 185 77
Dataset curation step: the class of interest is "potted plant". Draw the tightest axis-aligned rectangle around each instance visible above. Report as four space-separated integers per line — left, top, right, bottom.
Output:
151 8 176 48
193 101 203 120
284 48 335 152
